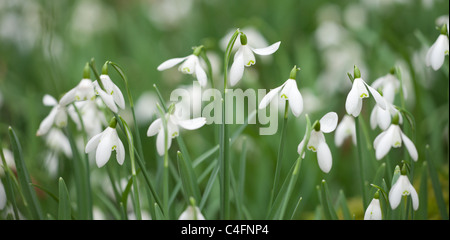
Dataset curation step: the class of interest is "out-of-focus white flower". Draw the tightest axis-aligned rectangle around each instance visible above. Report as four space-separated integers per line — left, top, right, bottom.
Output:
157 46 208 87
68 99 107 138
371 73 407 104
135 91 158 126
334 115 356 147
59 79 96 106
93 74 125 113
364 196 382 220
36 95 68 136
389 174 419 211
44 128 72 159
229 32 280 86
258 67 303 117
0 149 15 177
0 180 6 210
147 103 206 156
85 118 125 168
373 115 418 161
178 206 205 220
297 112 338 173
425 26 449 71
345 66 386 117
370 98 403 131
147 0 193 30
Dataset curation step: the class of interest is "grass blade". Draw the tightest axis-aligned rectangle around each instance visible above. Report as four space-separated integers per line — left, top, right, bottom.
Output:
8 126 43 220
426 144 449 219
176 151 200 203
320 179 338 220
58 177 71 220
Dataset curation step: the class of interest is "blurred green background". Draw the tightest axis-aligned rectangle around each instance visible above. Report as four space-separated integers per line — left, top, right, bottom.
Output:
0 0 448 220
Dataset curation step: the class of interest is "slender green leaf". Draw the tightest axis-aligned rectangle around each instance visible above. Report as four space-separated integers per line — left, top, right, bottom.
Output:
337 190 352 220
58 177 71 220
176 151 200 203
0 146 20 219
320 179 338 220
416 161 428 220
426 145 449 219
8 126 43 220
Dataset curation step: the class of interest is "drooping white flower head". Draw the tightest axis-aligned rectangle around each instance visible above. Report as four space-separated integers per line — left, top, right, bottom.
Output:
93 74 125 114
157 46 208 87
297 112 338 173
147 103 206 156
373 115 418 161
389 173 419 211
45 128 72 159
345 66 386 117
258 66 303 117
425 24 449 71
59 79 96 106
85 118 125 168
36 94 68 136
364 196 382 220
371 72 407 104
178 206 205 220
67 99 107 138
229 32 280 86
334 114 356 147
370 97 403 131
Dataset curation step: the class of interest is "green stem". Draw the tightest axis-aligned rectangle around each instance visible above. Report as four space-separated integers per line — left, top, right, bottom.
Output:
355 116 368 209
270 101 289 206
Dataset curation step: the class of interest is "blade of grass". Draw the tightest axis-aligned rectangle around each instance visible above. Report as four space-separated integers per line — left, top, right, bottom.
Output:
337 190 352 220
0 146 20 219
8 126 43 220
58 177 71 220
320 179 338 220
425 144 449 219
176 151 200 203
416 161 428 220
176 138 201 202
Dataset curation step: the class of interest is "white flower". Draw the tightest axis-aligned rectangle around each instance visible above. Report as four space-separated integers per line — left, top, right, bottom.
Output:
334 115 356 147
258 78 303 117
93 74 125 113
345 77 386 117
371 73 407 104
85 123 125 168
364 198 382 220
389 174 419 211
178 206 205 220
157 53 208 87
147 104 206 156
297 112 338 173
229 33 280 86
45 128 72 159
0 180 6 210
36 94 68 136
67 99 107 138
425 32 449 71
373 122 418 161
59 78 96 106
370 98 402 131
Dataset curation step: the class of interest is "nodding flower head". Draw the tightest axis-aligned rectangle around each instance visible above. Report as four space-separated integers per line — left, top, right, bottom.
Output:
389 168 419 211
36 94 68 137
426 23 449 71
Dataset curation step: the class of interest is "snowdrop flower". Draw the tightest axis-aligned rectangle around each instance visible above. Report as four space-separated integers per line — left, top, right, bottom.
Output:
334 115 356 147
425 23 449 71
229 32 280 86
92 63 125 113
59 64 96 106
371 71 407 104
373 114 418 161
68 99 107 138
370 98 403 131
345 65 386 117
45 128 72 159
147 103 206 156
36 94 68 136
364 192 382 220
85 117 125 168
297 112 338 173
389 168 419 211
178 206 205 220
157 46 208 87
258 66 303 117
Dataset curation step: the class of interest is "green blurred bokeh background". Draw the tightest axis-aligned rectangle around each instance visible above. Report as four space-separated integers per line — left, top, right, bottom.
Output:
0 0 448 219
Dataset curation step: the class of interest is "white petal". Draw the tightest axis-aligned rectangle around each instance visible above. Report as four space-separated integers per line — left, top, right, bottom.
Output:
229 49 245 86
156 129 172 156
364 199 382 220
345 82 359 116
307 130 323 152
179 55 197 74
251 41 281 55
408 184 419 210
43 94 58 106
36 107 57 136
178 117 206 130
85 132 103 153
112 84 126 109
389 176 403 209
285 80 303 117
0 181 6 210
375 126 394 160
178 206 205 220
242 45 256 66
428 35 449 71
59 88 77 106
157 57 188 71
370 107 378 130
97 87 118 113
317 140 332 173
147 118 162 137
366 84 387 110
297 137 306 157
401 133 418 161
355 78 369 99
352 98 363 117
95 129 114 168
115 138 125 165
319 112 338 133
258 84 284 110
376 105 391 130
195 62 208 87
